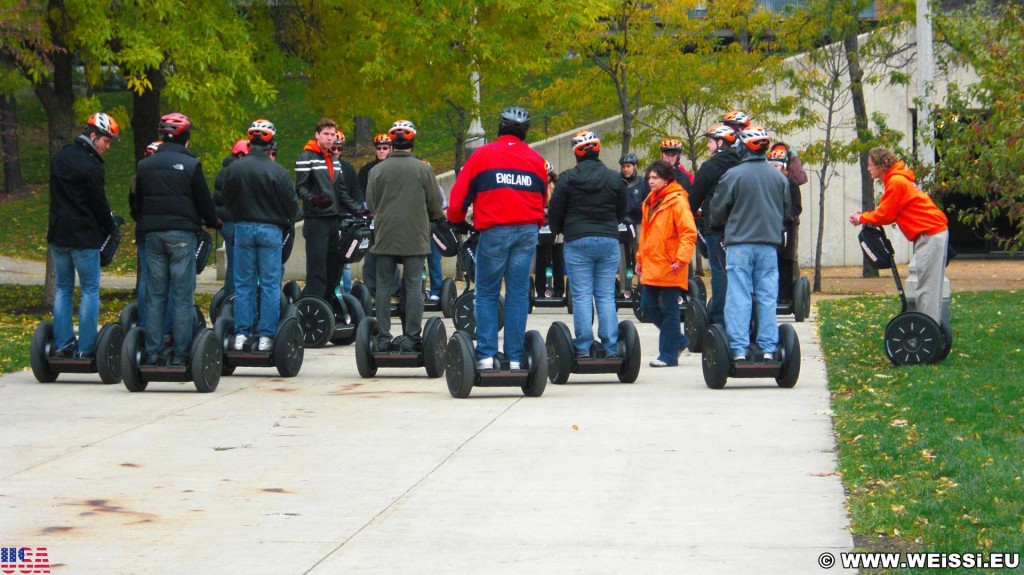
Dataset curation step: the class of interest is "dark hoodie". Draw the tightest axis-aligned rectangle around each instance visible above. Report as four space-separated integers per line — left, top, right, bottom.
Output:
548 158 627 242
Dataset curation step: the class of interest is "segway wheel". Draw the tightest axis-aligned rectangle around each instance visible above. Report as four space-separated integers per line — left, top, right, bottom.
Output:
119 303 140 329
775 323 801 388
191 329 222 393
689 277 708 307
445 330 476 399
283 281 302 304
295 296 335 349
213 316 236 376
936 320 953 362
701 324 730 390
350 282 372 317
354 318 379 378
684 296 709 353
423 317 447 379
545 321 574 385
632 290 650 323
793 276 810 323
209 288 229 321
453 291 476 337
121 326 148 392
617 320 641 384
565 280 573 314
441 278 457 318
194 305 207 331
95 322 125 385
522 330 548 397
29 321 58 383
274 316 305 378
330 294 364 346
884 312 942 366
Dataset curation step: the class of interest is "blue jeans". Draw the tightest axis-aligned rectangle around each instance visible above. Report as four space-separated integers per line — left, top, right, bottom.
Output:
136 241 173 333
145 230 197 363
564 236 619 355
428 241 443 297
234 223 284 338
475 224 537 362
641 284 686 365
221 221 235 294
50 245 100 354
724 243 779 358
705 231 727 326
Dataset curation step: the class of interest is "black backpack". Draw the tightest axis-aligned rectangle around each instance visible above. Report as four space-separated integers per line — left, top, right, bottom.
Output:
459 232 480 282
431 219 459 257
99 215 125 268
338 218 372 264
858 226 894 270
195 229 213 274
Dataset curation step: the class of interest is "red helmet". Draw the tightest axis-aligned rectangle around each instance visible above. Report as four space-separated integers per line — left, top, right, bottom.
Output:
144 141 161 157
158 112 191 137
86 112 120 140
703 124 737 144
739 126 771 152
231 139 250 156
571 131 601 157
247 119 276 144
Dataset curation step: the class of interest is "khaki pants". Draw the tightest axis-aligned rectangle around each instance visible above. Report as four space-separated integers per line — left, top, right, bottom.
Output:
911 230 948 324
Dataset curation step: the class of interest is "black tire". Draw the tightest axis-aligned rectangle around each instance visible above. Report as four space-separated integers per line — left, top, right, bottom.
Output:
684 296 709 353
121 326 148 392
445 330 476 398
210 288 229 322
793 276 810 323
95 322 125 385
354 318 379 378
440 278 457 318
194 305 207 332
936 320 953 362
283 281 302 304
423 317 447 379
453 291 476 337
884 312 943 366
617 320 641 384
351 282 372 317
565 279 573 314
274 317 305 377
191 329 222 393
522 330 548 397
545 321 574 385
632 289 650 323
119 303 139 329
330 294 364 346
701 324 730 390
689 277 708 307
214 316 237 376
775 323 801 388
29 321 58 383
295 296 335 349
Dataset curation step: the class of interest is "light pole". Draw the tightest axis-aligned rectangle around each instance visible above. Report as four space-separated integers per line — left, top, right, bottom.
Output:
916 0 935 168
465 71 485 158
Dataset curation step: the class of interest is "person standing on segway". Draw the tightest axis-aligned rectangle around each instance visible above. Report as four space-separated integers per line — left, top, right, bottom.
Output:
223 119 298 352
709 126 790 363
358 134 393 298
213 138 250 296
447 106 547 371
365 120 444 350
135 113 221 366
547 131 626 358
47 112 119 359
619 152 645 289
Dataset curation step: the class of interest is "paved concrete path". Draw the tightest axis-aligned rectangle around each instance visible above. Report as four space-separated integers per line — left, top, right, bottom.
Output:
1 306 852 574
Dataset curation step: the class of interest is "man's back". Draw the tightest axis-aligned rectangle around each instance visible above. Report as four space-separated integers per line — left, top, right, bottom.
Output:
447 135 546 230
135 143 216 235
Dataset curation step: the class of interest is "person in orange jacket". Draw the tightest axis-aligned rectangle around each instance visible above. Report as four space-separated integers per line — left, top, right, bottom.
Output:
636 160 697 367
849 147 949 324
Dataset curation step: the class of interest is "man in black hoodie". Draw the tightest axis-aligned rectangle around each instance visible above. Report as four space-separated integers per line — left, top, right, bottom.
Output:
547 131 627 357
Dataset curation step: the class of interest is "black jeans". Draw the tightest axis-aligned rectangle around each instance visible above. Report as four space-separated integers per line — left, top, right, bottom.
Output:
534 243 565 297
302 216 342 301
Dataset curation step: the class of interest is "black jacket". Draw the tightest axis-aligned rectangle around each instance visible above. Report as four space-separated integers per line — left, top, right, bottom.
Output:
623 172 647 223
294 142 361 218
134 142 219 235
548 158 627 242
358 158 384 202
335 158 364 211
223 148 299 228
689 149 740 233
47 135 115 249
213 154 237 222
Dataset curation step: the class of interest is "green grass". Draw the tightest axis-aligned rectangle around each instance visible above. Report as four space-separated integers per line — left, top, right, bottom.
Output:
818 291 1024 571
0 284 213 375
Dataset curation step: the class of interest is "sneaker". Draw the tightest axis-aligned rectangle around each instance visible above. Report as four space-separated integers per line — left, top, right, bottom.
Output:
428 294 440 302
649 359 670 368
509 361 521 370
475 357 494 370
733 355 746 362
233 334 246 351
763 352 774 362
258 337 273 352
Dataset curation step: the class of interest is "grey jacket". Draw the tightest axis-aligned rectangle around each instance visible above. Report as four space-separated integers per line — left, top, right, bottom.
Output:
709 155 790 247
366 151 445 256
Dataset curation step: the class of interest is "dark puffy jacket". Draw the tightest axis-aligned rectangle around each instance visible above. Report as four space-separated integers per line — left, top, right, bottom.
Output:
358 158 384 204
47 135 115 249
688 148 740 232
294 141 361 218
623 172 647 223
223 148 299 229
133 142 218 235
547 158 627 242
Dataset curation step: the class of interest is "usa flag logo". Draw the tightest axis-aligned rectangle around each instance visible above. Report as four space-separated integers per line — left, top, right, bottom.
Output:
1 547 50 574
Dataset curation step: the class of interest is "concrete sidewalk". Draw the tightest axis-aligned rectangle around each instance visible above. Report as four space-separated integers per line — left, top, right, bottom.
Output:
0 307 853 574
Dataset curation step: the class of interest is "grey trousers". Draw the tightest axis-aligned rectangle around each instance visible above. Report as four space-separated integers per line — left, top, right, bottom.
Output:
911 230 949 324
375 254 425 339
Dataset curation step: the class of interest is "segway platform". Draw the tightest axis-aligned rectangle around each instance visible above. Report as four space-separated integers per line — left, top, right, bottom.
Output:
30 320 125 385
445 330 547 398
355 317 446 378
701 323 801 389
545 320 641 384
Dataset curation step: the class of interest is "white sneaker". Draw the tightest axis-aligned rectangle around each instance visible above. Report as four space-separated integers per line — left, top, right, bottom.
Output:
258 337 273 352
763 352 774 362
475 357 494 370
233 334 247 351
509 361 521 370
428 294 440 302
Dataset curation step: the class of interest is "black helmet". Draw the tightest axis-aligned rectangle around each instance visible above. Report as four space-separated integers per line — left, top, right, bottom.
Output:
619 152 639 165
499 106 530 131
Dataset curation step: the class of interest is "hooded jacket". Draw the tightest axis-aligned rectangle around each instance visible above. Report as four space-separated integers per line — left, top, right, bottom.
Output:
134 142 219 235
294 141 361 218
859 161 947 242
47 135 115 249
709 154 790 247
547 158 627 242
636 181 697 288
223 148 299 229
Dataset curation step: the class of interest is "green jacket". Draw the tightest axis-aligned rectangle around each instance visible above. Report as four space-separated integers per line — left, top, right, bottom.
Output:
366 150 444 256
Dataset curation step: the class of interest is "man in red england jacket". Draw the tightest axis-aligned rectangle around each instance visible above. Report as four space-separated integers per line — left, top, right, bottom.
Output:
447 106 547 371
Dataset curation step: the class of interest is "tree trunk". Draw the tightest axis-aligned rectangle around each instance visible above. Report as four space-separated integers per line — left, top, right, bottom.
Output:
131 68 165 162
843 24 879 278
354 116 372 149
0 94 21 197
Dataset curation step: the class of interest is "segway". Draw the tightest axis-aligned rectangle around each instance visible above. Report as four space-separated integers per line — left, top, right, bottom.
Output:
614 222 638 310
214 301 304 378
531 225 570 312
632 278 708 353
354 316 447 379
545 320 641 385
30 320 125 385
121 316 222 393
445 329 548 398
401 266 457 319
451 230 504 339
858 226 952 365
775 227 811 322
701 322 801 389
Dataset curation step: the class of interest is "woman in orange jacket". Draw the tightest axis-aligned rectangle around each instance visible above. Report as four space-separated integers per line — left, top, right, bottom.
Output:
636 160 698 367
849 147 949 324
